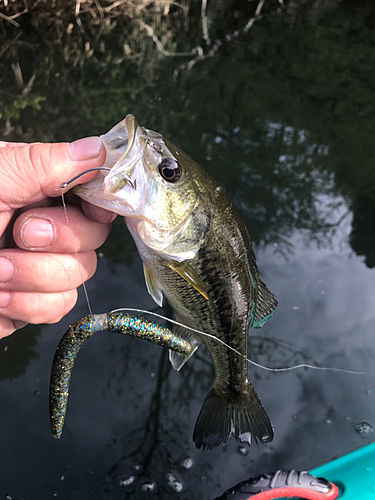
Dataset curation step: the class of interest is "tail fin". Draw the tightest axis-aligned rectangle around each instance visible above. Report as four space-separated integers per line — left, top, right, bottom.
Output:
193 384 273 451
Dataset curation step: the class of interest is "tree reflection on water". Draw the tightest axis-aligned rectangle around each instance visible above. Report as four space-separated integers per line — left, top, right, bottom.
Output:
1 0 374 265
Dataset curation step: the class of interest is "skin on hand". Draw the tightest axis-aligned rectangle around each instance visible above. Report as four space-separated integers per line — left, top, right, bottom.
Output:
0 138 117 339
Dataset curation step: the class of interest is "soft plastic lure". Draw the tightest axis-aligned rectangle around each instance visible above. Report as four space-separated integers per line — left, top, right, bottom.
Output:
49 312 193 438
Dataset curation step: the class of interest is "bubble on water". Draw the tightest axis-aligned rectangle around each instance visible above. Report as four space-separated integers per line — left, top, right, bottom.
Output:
3 346 8 352
326 419 332 425
237 445 248 456
150 373 155 378
292 415 298 421
355 421 374 436
133 462 143 472
139 478 158 494
178 457 195 471
60 475 65 481
118 474 136 492
5 495 13 500
164 470 184 493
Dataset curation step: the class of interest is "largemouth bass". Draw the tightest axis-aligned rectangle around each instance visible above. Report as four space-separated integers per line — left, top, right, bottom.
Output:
74 115 278 450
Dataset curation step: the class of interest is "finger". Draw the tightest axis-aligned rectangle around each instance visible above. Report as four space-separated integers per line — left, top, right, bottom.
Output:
0 316 27 339
0 289 78 325
0 249 97 292
0 138 106 211
12 205 111 252
81 199 118 224
0 142 28 148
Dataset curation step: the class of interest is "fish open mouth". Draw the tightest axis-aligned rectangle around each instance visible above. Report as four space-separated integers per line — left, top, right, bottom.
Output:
101 114 139 194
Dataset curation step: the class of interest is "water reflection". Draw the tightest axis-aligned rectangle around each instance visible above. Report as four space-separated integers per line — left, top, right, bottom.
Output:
2 0 374 264
0 1 374 499
0 324 40 380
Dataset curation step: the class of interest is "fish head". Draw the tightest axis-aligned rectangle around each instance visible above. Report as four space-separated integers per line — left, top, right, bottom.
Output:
74 114 210 261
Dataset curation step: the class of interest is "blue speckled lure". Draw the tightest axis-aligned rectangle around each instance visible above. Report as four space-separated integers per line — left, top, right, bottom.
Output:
49 311 193 438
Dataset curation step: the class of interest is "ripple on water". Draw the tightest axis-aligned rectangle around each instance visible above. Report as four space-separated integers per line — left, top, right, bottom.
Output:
177 457 195 472
139 478 158 495
118 474 136 492
355 421 374 436
237 445 249 456
164 470 184 493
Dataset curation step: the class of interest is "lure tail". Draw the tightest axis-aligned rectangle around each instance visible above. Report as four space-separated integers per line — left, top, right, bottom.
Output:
193 382 273 451
49 312 193 439
49 314 107 438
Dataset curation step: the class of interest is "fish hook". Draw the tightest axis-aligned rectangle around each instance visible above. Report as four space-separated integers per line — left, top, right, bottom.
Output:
60 167 112 189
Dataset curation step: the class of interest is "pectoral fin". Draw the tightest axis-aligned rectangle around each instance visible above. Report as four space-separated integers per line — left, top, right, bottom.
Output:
167 261 208 300
143 262 163 307
169 319 201 371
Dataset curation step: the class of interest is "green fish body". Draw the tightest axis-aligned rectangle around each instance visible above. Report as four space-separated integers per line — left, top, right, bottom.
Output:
74 115 278 450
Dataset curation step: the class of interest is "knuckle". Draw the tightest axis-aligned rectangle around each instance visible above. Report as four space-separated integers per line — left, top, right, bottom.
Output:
38 290 78 324
81 251 97 280
0 316 16 338
28 143 52 176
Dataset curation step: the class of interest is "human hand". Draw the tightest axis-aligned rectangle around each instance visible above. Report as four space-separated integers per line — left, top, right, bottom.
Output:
0 137 117 338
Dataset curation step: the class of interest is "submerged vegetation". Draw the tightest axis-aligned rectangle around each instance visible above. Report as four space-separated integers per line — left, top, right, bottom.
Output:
1 0 374 266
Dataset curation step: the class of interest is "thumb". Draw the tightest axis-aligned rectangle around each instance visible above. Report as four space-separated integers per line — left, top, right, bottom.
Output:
0 137 106 211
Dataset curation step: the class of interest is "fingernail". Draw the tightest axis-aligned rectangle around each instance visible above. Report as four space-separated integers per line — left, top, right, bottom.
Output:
0 291 11 308
21 218 55 248
68 137 102 161
0 257 15 283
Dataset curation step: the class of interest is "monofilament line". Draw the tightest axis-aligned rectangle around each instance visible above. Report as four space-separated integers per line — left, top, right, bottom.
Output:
61 189 93 317
111 307 369 377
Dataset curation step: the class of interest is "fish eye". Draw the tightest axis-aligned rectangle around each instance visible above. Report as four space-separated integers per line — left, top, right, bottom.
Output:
158 158 181 183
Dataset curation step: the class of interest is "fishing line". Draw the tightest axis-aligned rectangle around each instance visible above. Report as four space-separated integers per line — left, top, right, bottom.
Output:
60 166 114 316
61 189 93 317
59 163 367 379
111 307 369 377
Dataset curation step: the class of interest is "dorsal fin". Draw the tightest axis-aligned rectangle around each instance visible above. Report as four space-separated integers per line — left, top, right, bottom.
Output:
250 279 278 328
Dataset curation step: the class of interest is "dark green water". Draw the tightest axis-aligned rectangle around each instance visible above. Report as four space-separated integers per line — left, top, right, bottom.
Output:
0 1 375 498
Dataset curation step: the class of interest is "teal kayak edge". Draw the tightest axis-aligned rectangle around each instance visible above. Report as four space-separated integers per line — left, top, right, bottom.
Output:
311 442 375 499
